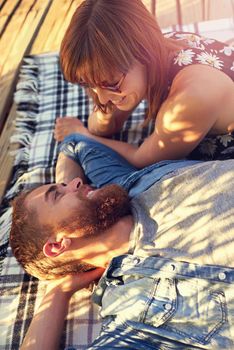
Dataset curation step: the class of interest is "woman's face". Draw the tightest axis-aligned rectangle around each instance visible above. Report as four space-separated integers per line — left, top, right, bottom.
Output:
92 61 147 111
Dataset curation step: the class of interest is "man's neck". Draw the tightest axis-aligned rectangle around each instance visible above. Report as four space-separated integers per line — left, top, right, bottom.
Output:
71 215 134 268
103 215 134 267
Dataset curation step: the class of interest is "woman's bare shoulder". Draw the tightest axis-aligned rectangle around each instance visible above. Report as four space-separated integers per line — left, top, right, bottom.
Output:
171 64 233 96
162 64 234 134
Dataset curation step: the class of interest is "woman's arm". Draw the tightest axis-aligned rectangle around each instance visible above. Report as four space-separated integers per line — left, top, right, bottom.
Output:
21 269 104 350
76 65 231 167
76 90 217 168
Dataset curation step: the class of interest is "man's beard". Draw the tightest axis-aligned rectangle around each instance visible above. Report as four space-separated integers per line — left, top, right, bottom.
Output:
58 184 131 237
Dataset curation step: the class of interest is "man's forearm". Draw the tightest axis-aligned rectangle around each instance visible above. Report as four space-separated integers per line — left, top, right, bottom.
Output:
21 289 69 350
20 269 104 350
56 152 87 184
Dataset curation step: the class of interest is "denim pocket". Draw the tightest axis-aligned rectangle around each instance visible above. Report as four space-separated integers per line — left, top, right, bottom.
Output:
161 279 227 345
143 278 177 327
101 274 227 346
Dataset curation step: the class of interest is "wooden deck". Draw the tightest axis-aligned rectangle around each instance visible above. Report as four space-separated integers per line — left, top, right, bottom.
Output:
0 0 85 204
0 0 233 205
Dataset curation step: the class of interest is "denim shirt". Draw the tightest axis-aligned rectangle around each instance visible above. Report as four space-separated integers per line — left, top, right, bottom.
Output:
60 134 200 198
91 254 234 349
60 135 234 349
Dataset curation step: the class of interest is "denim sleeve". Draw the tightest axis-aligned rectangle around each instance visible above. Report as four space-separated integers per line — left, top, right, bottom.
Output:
59 134 82 164
59 133 137 189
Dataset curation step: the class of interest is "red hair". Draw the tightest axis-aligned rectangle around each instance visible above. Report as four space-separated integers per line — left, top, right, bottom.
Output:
60 0 184 123
10 190 94 280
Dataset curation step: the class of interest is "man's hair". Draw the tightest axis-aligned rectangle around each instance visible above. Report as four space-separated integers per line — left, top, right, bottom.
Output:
10 189 94 280
60 0 184 124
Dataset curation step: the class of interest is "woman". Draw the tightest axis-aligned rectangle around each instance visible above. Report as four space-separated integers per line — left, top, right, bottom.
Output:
55 0 234 167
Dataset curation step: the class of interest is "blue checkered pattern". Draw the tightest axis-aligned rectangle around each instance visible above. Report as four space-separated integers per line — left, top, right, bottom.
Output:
0 52 151 350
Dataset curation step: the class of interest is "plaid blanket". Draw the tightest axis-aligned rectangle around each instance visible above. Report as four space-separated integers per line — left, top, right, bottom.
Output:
0 52 151 350
0 19 233 349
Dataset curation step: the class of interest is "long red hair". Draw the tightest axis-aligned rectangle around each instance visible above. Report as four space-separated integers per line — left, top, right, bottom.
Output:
60 0 184 123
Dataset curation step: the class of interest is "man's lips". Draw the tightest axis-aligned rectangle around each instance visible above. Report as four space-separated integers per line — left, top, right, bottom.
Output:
86 190 96 199
82 185 97 199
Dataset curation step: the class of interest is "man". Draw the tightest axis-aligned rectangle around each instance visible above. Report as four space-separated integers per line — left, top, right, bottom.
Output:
10 135 234 349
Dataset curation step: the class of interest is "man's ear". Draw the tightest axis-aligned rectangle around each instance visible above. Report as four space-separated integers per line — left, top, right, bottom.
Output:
43 237 71 258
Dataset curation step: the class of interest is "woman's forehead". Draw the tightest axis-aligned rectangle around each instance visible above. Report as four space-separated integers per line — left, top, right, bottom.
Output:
76 54 131 84
77 65 122 84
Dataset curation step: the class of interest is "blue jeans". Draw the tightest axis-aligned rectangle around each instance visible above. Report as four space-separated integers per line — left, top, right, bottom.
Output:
60 134 201 197
91 254 234 349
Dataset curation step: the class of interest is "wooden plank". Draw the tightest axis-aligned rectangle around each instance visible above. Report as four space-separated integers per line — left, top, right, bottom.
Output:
0 0 7 10
0 0 37 73
0 0 22 37
45 0 84 51
31 0 83 54
0 0 52 134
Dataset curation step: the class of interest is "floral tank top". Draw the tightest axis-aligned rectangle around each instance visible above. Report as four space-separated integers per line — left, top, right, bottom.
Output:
164 32 234 160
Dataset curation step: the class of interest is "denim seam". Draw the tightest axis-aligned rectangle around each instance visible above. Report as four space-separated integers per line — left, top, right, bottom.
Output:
141 278 160 323
161 288 227 345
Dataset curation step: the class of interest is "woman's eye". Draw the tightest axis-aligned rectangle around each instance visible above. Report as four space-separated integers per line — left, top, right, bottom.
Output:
109 80 120 87
102 80 118 88
61 183 67 186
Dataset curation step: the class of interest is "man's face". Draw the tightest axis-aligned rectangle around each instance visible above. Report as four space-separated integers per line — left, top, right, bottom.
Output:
25 178 131 236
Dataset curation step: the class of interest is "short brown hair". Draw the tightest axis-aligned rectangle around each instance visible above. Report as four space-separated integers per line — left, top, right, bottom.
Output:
10 189 93 280
60 0 184 123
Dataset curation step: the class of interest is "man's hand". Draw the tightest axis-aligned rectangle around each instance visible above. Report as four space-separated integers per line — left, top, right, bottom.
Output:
20 268 105 350
46 267 105 300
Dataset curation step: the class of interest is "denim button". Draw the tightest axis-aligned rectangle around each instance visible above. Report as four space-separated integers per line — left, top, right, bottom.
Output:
164 303 172 311
133 257 140 265
170 264 176 271
218 272 226 280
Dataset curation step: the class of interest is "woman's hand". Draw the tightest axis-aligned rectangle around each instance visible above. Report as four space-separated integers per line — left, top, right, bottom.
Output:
54 117 91 142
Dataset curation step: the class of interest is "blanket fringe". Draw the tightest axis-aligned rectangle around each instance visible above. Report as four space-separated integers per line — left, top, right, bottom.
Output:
2 56 39 208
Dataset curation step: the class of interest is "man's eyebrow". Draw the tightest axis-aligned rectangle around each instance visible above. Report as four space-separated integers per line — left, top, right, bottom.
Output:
45 185 57 202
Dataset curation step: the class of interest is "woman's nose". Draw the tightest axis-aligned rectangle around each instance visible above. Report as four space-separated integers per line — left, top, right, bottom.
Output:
66 177 83 192
94 87 110 105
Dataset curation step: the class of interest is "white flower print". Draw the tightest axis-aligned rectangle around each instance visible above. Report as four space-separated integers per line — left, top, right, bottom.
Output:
174 49 195 66
231 61 234 71
196 52 224 69
175 33 204 49
217 134 233 147
199 139 217 156
201 37 215 45
219 46 234 57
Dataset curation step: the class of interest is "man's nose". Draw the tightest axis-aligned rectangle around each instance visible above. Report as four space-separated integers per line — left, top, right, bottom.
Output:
65 177 83 192
94 87 110 105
